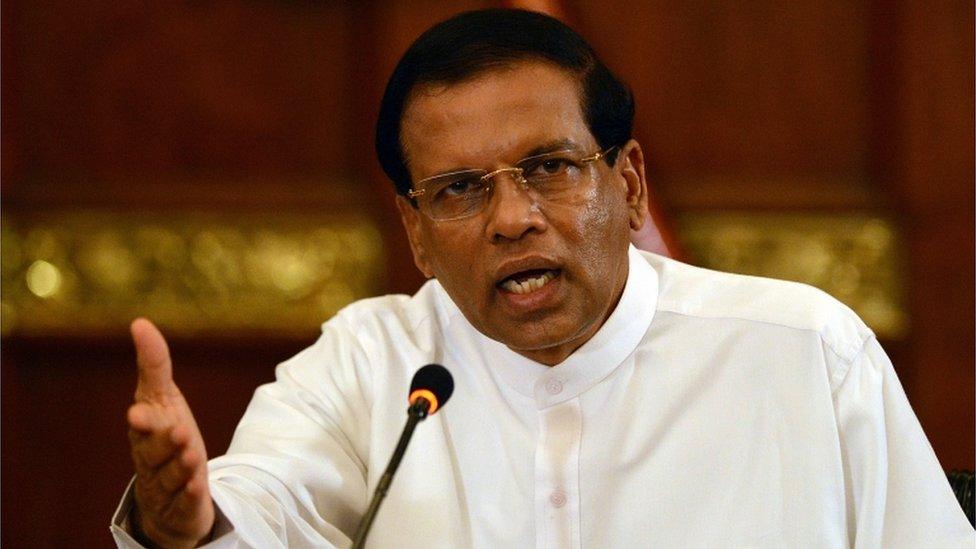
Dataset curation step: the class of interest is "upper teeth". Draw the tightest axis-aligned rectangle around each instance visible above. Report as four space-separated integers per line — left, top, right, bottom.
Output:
501 270 556 294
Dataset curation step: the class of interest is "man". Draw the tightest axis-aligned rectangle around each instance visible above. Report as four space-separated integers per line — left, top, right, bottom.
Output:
113 9 973 548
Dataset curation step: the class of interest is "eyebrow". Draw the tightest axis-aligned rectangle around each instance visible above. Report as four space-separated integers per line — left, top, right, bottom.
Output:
419 138 585 182
521 138 582 159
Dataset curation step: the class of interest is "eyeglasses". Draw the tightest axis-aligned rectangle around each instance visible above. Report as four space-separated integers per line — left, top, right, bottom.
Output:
407 146 617 221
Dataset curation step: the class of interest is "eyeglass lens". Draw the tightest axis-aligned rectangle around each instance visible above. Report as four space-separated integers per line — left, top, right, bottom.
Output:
420 149 599 220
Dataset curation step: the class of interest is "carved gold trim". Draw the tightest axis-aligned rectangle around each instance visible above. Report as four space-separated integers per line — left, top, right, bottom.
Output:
677 213 907 339
1 210 907 340
1 211 385 338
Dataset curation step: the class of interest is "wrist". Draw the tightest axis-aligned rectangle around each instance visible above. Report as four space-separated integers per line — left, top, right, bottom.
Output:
130 504 214 549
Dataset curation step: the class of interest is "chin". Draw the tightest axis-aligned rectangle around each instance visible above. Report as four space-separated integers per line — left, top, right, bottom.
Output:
496 321 587 354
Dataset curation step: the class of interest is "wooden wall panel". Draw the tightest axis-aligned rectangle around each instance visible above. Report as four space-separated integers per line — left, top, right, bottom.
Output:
579 1 871 181
9 2 357 184
887 0 975 469
2 337 296 547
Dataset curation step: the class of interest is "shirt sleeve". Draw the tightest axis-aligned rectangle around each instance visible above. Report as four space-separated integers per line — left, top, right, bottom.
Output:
832 335 975 547
111 320 375 548
110 477 237 548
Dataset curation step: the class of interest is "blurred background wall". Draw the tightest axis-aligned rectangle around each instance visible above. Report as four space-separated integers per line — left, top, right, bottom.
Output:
2 1 972 546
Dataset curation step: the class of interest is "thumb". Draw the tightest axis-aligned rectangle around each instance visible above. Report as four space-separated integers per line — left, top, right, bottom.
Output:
131 318 175 398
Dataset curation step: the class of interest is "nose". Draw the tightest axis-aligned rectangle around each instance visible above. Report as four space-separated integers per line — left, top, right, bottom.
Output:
482 170 547 242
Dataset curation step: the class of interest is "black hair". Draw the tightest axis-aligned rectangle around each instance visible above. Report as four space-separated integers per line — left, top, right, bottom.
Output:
375 8 635 197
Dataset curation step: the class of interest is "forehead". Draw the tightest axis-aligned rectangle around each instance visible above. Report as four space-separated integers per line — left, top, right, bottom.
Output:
400 61 594 176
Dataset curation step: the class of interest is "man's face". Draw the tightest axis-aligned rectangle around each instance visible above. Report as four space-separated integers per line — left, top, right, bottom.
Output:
397 60 648 365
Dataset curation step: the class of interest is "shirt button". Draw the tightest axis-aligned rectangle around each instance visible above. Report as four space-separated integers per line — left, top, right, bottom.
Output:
545 379 563 395
549 490 567 508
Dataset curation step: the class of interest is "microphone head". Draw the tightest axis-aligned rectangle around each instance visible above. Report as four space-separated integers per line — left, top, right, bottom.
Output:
408 364 454 415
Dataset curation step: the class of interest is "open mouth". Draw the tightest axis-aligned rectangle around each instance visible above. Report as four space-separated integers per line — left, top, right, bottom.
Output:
498 269 560 295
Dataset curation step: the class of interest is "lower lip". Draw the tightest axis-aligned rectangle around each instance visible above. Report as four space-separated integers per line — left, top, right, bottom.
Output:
497 271 562 311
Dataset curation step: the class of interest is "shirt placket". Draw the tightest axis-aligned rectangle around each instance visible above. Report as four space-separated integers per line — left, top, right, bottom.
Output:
535 377 582 549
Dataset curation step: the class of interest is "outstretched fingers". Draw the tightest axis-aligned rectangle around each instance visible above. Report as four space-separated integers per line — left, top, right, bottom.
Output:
127 401 171 434
163 472 213 535
127 404 190 471
154 445 204 494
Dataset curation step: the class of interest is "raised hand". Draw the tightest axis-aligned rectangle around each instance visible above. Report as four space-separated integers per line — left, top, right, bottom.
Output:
126 318 215 547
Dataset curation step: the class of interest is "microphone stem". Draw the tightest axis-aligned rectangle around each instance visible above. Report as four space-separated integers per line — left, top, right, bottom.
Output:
352 400 430 549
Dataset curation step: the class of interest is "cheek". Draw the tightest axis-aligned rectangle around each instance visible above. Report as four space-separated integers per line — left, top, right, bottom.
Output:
577 198 616 278
548 186 629 283
422 229 487 294
560 186 621 247
573 185 613 235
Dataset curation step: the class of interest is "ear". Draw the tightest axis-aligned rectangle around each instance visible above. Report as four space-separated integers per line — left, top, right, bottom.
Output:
615 139 649 231
396 195 436 278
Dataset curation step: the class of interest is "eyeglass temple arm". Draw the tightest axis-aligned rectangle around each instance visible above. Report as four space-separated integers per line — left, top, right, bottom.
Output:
582 145 619 164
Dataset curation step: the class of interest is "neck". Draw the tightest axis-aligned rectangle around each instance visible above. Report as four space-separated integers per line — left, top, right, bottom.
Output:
510 267 628 367
514 344 579 367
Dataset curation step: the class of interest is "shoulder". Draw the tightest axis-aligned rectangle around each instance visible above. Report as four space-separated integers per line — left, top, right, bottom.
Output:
641 251 873 364
273 280 447 396
324 280 442 339
317 279 450 360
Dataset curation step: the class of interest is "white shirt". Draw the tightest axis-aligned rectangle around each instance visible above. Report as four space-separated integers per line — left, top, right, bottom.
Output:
112 247 974 548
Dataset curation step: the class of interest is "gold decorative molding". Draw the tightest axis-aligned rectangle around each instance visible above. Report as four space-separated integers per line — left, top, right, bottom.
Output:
1 211 385 338
677 213 907 339
0 210 907 340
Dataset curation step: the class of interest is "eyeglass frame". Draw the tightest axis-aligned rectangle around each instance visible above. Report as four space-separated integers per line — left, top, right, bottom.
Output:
406 145 619 221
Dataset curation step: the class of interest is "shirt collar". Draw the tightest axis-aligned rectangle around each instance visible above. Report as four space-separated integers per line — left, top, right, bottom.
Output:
438 245 658 408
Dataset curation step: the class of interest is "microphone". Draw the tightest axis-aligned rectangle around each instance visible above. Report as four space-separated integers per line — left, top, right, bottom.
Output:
352 364 454 548
407 363 454 417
